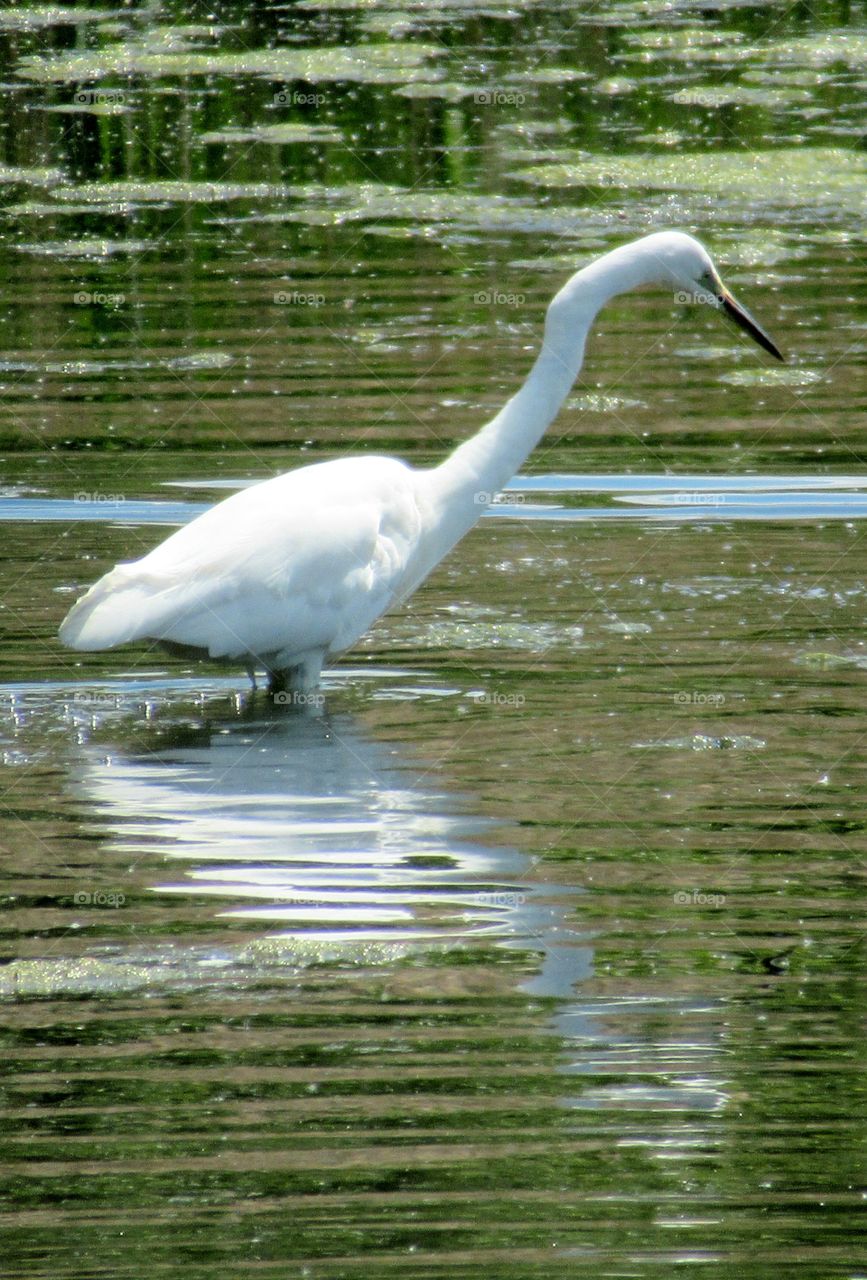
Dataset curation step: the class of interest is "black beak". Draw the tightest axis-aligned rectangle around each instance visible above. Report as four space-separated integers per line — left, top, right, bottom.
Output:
718 288 784 362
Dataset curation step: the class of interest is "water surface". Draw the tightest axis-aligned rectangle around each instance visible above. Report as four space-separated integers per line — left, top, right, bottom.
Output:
1 2 865 1277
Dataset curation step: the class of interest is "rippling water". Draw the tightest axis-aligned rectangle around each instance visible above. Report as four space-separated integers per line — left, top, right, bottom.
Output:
1 1 865 1277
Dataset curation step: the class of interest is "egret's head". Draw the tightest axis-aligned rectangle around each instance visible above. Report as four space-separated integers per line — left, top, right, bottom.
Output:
644 230 784 361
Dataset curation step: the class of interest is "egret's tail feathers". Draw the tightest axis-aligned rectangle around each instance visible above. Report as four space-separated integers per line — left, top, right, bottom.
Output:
60 562 258 659
60 565 186 651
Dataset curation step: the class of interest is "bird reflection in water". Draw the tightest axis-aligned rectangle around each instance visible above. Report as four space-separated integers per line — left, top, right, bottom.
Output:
69 681 589 995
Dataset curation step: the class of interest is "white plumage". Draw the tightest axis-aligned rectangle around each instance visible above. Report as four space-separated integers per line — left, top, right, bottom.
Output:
60 232 782 691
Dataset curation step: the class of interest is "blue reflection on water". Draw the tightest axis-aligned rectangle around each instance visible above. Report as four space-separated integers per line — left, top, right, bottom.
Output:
4 472 867 526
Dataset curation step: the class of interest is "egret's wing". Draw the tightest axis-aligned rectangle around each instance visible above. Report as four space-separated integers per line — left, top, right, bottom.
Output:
60 457 422 660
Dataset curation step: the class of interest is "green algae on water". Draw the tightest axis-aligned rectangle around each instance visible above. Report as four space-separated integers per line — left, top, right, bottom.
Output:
625 26 744 51
668 84 812 109
395 81 477 101
713 230 810 268
200 123 343 145
512 148 867 218
763 32 867 68
40 100 131 116
0 5 116 31
0 162 66 186
718 368 822 388
17 237 155 258
49 179 293 205
16 41 441 85
795 651 867 671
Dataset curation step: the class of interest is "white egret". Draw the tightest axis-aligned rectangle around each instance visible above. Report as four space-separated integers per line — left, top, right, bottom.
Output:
60 231 783 692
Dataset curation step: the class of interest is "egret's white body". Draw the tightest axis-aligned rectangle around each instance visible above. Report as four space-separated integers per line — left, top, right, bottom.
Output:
60 232 782 690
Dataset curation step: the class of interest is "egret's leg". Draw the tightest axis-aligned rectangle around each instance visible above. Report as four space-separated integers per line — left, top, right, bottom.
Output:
297 651 325 694
267 651 325 699
266 666 287 696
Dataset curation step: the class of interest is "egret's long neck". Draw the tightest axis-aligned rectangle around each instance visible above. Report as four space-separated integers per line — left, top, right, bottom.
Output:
428 244 654 517
440 340 581 498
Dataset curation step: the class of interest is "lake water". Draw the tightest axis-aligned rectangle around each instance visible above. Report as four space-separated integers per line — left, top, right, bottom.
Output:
1 2 865 1277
